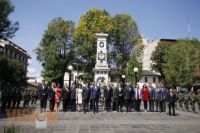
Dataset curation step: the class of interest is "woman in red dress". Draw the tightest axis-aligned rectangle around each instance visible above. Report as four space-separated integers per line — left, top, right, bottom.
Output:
55 84 62 112
142 84 149 112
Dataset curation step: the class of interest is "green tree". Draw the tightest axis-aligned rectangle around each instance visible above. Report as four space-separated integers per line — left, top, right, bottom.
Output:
109 14 142 81
73 8 113 81
125 54 143 85
35 18 75 86
0 0 19 38
163 39 200 88
150 41 174 83
0 55 26 87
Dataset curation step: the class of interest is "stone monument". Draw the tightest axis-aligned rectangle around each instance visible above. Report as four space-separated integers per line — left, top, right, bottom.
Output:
93 33 110 83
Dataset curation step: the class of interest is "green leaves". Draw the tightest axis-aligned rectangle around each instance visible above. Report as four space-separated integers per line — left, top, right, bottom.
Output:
0 55 26 87
151 42 173 83
36 9 143 83
163 39 200 88
109 14 142 82
151 39 200 88
35 18 75 85
0 0 19 38
74 9 113 81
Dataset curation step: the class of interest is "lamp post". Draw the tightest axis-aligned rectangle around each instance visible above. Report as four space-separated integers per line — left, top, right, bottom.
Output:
72 63 81 87
68 65 73 89
133 67 138 86
122 74 126 88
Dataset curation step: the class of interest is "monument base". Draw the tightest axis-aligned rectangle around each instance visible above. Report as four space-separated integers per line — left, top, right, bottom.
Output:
93 67 110 83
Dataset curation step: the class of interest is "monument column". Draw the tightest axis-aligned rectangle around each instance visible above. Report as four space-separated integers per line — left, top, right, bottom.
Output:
93 33 110 83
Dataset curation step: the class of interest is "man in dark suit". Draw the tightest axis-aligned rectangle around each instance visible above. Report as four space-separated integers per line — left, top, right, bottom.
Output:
116 83 124 112
124 83 133 112
90 82 101 113
167 88 176 116
148 83 155 112
70 84 76 112
48 82 56 112
104 83 113 111
16 89 22 108
82 83 90 113
160 83 168 112
61 83 70 112
38 80 48 113
134 84 142 112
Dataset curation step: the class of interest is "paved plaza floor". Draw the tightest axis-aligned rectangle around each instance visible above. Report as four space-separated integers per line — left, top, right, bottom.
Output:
0 107 200 133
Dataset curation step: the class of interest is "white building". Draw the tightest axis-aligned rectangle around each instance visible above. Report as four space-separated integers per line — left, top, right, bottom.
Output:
63 70 83 85
139 37 161 87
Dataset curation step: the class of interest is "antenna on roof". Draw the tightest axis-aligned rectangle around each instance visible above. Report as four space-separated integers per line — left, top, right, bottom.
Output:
187 15 191 40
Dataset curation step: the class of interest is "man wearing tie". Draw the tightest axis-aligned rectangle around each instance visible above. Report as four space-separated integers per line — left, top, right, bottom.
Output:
82 83 91 113
104 83 113 111
148 83 155 112
124 83 133 112
167 88 176 116
160 83 168 112
38 80 48 113
90 82 101 113
61 83 70 112
116 83 124 112
134 84 141 112
48 82 56 112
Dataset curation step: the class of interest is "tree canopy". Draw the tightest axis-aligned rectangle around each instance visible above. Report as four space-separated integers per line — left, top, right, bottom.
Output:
163 39 200 88
73 8 113 81
151 39 200 88
35 18 75 86
0 55 26 88
0 0 19 38
150 41 174 83
109 14 142 82
36 9 143 84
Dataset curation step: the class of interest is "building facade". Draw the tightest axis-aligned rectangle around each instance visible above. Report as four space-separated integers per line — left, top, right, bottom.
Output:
140 37 177 87
0 37 31 74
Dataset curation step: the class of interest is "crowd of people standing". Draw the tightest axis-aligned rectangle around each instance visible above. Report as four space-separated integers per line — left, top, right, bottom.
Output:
38 80 177 116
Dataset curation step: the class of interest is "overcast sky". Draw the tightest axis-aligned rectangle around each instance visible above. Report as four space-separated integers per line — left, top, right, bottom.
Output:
9 0 200 81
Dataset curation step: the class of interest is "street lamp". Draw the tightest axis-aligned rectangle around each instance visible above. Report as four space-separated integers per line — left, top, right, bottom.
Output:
72 63 81 87
68 65 73 89
122 75 126 88
133 67 138 86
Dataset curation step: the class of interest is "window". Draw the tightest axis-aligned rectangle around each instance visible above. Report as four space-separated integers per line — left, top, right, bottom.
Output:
145 77 148 82
153 77 156 83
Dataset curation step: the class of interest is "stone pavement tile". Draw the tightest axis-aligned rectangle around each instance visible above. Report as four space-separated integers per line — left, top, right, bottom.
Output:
78 124 89 133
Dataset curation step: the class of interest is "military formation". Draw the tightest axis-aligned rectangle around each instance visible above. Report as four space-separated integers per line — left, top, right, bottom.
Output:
176 85 200 113
0 87 38 112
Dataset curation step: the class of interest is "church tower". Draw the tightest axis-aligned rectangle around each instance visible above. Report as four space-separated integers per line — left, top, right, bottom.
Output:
93 33 110 83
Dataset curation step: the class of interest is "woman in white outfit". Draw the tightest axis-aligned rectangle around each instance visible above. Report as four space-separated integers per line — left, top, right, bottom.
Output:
76 84 83 112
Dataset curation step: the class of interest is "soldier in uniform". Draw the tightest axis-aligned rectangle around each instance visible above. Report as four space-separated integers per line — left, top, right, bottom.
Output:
190 90 197 113
24 89 28 107
177 90 184 110
1 88 8 112
112 86 117 111
184 89 191 111
16 89 22 108
31 90 36 105
197 89 200 112
11 88 17 109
